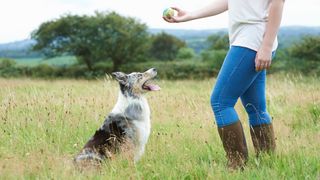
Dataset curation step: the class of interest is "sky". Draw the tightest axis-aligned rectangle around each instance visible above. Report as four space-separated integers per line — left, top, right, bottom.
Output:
0 0 319 43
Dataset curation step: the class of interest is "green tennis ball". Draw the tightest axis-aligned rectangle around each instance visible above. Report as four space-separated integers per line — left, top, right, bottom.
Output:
163 8 174 18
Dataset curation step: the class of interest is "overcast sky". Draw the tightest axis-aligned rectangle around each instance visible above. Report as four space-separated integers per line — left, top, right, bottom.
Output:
0 0 319 43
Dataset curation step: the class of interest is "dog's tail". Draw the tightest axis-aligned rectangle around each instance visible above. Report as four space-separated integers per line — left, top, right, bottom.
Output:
74 148 104 163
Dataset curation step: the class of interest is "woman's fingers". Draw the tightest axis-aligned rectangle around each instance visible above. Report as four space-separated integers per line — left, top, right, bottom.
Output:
162 16 176 23
255 59 272 71
162 16 169 22
258 62 264 71
262 60 272 70
171 7 181 12
255 57 260 71
256 46 273 71
262 62 267 70
266 61 271 70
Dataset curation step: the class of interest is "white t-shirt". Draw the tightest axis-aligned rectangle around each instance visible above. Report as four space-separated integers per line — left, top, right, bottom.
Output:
228 0 278 51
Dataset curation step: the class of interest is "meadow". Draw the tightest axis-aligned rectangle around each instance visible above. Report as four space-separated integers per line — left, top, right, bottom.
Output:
12 56 77 67
0 74 319 179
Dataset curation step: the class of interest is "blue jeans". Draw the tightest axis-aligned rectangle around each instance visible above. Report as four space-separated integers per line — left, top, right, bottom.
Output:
210 46 274 128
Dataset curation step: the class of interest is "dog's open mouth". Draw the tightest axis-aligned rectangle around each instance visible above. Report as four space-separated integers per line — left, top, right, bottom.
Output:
142 80 161 91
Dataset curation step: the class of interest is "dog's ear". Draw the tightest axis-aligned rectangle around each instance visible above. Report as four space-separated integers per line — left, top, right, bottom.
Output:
112 72 128 85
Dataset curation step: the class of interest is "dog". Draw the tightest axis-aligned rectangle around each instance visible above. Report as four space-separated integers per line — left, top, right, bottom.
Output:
74 68 160 164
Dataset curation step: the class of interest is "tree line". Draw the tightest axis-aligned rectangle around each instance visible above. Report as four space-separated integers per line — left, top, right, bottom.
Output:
31 11 188 71
0 11 319 79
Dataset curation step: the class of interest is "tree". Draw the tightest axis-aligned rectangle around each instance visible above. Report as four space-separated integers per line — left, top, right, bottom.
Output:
290 35 320 62
0 58 16 69
177 47 195 60
32 12 149 71
149 32 186 61
206 33 229 51
201 33 229 71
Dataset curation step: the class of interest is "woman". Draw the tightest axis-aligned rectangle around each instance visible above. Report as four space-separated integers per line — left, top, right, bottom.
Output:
163 0 285 169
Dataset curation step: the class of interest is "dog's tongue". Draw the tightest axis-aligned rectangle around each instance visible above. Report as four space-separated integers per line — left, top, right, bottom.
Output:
147 84 161 91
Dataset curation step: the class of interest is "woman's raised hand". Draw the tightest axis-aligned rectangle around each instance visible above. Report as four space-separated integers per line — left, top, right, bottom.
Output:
162 7 192 23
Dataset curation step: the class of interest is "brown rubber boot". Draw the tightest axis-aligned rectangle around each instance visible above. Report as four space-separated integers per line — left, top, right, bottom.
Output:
218 121 248 170
250 123 276 156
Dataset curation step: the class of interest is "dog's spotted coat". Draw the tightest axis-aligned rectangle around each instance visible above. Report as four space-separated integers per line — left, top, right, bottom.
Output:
74 68 160 163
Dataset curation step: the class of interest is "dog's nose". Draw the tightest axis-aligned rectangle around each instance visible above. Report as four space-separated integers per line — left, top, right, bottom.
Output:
151 68 157 72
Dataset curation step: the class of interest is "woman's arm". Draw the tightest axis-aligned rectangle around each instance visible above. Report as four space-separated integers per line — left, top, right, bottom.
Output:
163 0 228 23
255 0 285 71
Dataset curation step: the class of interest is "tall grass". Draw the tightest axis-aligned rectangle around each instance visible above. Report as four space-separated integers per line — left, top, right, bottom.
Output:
0 74 319 179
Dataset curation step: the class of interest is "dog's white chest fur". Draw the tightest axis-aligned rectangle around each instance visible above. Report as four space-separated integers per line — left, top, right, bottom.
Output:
111 92 151 162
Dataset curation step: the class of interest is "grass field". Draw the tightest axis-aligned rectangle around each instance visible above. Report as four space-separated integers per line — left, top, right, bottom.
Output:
12 56 77 67
0 74 319 179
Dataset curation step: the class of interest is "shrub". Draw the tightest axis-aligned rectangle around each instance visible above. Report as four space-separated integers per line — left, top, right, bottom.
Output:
290 35 320 62
31 64 57 78
201 49 227 71
149 32 186 61
0 58 16 68
120 60 218 80
176 47 195 60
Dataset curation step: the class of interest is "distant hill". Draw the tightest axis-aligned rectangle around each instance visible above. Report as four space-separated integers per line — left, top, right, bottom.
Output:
0 39 42 58
277 26 320 48
151 26 320 51
0 39 35 50
150 26 320 40
0 26 319 58
149 28 227 39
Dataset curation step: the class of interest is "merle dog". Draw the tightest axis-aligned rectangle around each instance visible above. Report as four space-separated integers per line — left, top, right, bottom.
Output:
74 68 160 164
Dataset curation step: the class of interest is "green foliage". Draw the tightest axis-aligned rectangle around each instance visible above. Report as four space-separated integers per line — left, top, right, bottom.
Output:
149 32 186 61
268 48 290 74
290 35 320 62
198 33 228 73
282 58 320 75
32 11 149 71
0 60 218 80
3 31 320 79
31 64 57 77
201 49 227 71
0 58 20 77
0 64 110 79
206 33 229 51
270 35 320 75
120 60 218 79
185 38 209 54
0 58 16 68
176 47 195 60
